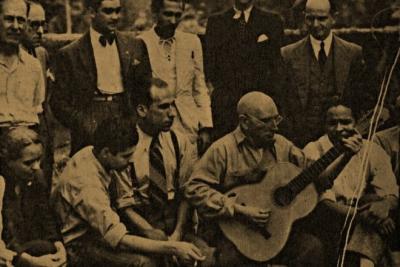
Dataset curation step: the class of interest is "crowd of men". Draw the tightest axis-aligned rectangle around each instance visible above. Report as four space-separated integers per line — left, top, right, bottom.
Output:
0 0 399 266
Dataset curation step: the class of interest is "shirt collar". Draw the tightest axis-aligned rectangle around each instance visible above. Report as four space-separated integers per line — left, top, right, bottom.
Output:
233 5 253 23
0 46 26 67
151 27 176 44
86 146 113 185
309 31 333 59
232 126 247 145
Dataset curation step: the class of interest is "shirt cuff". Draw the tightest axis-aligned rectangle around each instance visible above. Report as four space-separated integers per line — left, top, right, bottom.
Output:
320 190 336 202
103 223 128 248
116 196 137 210
223 194 236 217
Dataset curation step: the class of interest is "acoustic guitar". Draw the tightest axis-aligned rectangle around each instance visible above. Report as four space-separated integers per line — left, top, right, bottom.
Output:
218 144 347 262
218 108 390 262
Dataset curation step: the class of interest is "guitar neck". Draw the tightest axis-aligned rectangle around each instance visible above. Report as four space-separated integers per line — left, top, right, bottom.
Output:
286 145 346 195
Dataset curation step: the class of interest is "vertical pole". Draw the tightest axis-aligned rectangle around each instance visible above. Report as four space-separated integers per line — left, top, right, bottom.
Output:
65 0 72 33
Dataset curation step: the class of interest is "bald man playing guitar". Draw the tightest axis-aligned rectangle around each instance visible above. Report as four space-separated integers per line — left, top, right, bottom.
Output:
184 92 363 266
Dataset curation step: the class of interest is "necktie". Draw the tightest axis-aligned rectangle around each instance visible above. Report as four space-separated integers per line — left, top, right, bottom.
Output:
318 41 327 69
238 11 246 41
149 136 166 180
99 32 116 47
149 136 169 201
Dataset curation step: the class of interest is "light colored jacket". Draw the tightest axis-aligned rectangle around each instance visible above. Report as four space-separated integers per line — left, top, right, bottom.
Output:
139 29 212 143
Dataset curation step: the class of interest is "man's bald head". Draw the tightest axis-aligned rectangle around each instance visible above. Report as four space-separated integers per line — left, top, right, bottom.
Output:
305 0 331 14
237 92 280 147
237 92 278 118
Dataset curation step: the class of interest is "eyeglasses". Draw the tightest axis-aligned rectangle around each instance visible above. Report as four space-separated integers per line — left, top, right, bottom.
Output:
246 113 283 128
305 14 329 22
162 11 183 19
101 7 122 15
29 20 46 29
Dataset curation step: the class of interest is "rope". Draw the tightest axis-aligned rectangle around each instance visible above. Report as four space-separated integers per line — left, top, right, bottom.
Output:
337 47 400 267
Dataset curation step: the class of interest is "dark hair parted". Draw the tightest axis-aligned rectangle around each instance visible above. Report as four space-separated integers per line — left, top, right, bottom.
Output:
151 0 185 14
132 77 169 107
92 117 139 155
0 127 41 162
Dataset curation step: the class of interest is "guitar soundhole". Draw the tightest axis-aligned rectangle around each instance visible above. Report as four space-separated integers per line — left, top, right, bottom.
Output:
274 187 295 207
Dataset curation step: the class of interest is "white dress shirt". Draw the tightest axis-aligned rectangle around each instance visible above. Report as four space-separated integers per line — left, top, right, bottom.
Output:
89 27 124 94
0 48 45 126
310 32 333 60
233 5 253 23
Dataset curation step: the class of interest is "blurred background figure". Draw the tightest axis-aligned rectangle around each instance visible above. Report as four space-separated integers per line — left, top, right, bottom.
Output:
48 0 90 33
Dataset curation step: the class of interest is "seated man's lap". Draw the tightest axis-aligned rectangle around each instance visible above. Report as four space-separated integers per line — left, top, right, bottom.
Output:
66 238 158 267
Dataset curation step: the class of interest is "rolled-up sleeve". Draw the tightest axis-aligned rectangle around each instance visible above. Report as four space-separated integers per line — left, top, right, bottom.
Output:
73 186 128 248
184 144 235 218
113 168 137 210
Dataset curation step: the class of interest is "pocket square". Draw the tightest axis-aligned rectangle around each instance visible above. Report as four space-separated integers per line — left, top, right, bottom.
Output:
132 59 141 65
257 34 269 43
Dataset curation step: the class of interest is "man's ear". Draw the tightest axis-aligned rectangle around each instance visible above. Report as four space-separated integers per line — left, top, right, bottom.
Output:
136 104 148 118
238 114 249 130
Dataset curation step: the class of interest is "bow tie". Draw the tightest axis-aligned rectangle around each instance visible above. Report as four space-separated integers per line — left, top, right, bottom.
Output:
99 33 116 47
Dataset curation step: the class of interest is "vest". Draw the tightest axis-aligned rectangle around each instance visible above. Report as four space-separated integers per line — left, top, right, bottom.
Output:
304 45 337 141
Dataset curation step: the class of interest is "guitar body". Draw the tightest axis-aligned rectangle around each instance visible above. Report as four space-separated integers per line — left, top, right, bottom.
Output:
218 162 319 262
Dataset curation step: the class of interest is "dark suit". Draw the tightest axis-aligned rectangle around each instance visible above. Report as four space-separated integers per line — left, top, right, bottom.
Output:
50 31 150 154
281 35 366 147
205 7 284 139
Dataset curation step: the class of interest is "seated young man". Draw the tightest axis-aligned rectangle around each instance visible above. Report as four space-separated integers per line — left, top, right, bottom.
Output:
303 99 399 267
112 78 215 266
0 127 66 267
52 117 206 267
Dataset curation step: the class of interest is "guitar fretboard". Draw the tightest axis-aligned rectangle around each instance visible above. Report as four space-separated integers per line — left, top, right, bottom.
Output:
286 145 345 195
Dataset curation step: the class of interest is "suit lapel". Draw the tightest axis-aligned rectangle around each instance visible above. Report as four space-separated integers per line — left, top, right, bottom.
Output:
79 32 97 86
293 37 311 108
333 35 349 97
116 31 132 80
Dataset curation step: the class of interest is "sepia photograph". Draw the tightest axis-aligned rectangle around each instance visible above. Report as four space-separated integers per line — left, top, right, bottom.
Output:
0 0 399 266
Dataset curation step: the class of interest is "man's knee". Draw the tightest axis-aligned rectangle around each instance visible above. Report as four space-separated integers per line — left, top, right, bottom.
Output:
299 233 325 265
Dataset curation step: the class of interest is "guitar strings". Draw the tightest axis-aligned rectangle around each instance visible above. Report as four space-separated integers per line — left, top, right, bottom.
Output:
337 47 400 267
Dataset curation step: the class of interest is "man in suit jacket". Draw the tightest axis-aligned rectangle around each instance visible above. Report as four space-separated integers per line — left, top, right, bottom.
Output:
281 0 366 147
50 0 150 155
138 0 213 155
205 0 284 140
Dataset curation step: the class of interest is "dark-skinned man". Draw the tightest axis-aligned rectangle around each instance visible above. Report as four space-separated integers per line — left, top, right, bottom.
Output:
303 99 398 267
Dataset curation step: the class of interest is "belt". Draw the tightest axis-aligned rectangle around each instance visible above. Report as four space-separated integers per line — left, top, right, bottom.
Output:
92 93 124 102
